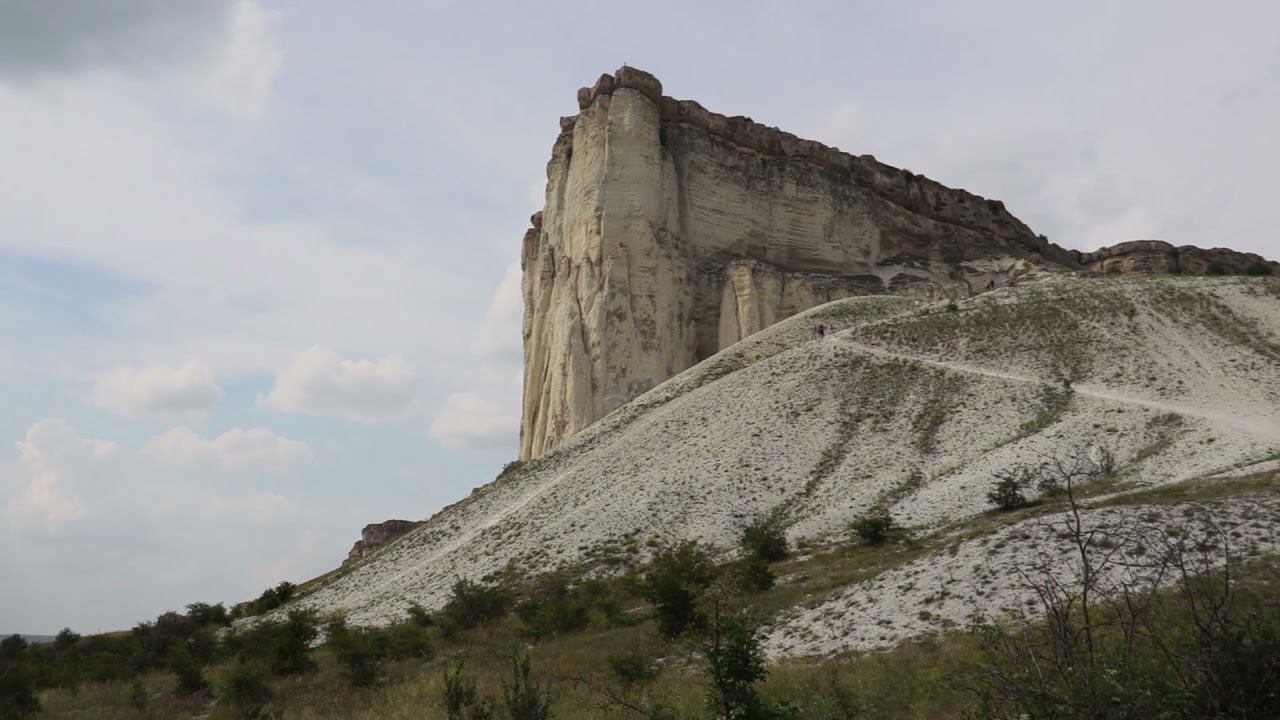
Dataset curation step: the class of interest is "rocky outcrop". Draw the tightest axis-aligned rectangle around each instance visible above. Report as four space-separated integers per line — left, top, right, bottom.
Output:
344 520 422 566
1074 240 1278 277
519 66 1079 460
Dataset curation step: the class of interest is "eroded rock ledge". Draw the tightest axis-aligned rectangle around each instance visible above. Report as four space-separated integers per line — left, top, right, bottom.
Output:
1073 240 1278 276
344 520 423 566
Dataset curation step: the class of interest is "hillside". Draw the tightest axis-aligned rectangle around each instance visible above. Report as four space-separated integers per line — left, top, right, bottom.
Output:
285 276 1280 646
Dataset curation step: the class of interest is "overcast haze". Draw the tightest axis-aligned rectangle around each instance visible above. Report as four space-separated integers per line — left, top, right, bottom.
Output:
2 0 1277 634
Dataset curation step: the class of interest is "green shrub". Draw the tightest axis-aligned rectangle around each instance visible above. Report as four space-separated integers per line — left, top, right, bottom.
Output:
1243 260 1273 276
406 602 435 627
228 609 318 676
1207 262 1226 276
608 651 658 685
218 658 273 719
232 581 297 618
376 619 433 660
851 508 894 545
640 542 716 638
169 646 208 694
0 636 28 662
987 474 1028 510
740 518 789 562
515 573 590 640
186 601 231 627
442 660 494 720
442 579 513 632
702 608 798 720
53 628 80 649
502 651 553 720
736 555 776 593
0 661 40 719
326 619 379 688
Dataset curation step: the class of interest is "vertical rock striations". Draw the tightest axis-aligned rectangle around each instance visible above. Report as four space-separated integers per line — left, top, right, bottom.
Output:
520 66 1078 460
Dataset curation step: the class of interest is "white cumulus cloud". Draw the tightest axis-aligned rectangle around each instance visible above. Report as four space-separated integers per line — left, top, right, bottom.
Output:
204 0 283 117
258 346 415 422
8 419 118 529
141 426 309 472
428 392 520 449
87 362 223 418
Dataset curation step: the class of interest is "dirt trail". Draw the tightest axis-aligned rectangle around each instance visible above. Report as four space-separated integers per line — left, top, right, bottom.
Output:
835 338 1280 446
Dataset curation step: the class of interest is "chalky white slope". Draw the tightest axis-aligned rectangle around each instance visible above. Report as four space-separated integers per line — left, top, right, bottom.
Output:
290 277 1280 633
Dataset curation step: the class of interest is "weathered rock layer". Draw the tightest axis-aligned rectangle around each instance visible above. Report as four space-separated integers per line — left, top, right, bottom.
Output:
519 66 1078 459
344 519 423 566
1073 240 1278 277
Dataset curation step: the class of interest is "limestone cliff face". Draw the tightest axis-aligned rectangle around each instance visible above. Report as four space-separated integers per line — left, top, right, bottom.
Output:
1074 240 1278 277
519 67 1078 460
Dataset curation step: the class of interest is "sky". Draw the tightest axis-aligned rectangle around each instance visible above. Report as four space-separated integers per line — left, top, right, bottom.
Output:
2 0 1278 634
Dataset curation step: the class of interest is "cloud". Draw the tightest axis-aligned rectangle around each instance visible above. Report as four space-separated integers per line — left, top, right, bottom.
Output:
428 392 520 449
141 426 310 472
0 0 234 79
473 262 523 361
258 346 415 422
204 0 283 116
8 419 117 529
87 362 223 418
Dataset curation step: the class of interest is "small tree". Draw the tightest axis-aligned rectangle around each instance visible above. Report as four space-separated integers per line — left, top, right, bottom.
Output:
640 542 716 638
442 579 513 632
0 636 27 662
0 661 41 720
740 518 789 563
442 660 494 720
987 474 1028 511
701 604 797 720
850 508 893 545
54 627 80 649
326 618 379 688
502 651 553 720
218 658 273 719
170 646 209 694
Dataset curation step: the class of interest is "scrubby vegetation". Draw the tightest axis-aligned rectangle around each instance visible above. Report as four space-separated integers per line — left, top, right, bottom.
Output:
10 468 1280 719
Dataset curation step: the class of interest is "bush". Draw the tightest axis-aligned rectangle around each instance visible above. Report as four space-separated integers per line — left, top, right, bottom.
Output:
442 579 513 632
640 542 716 638
169 646 208 694
736 555 776 593
608 651 658 685
218 658 273 719
0 661 40 719
186 601 231 627
377 619 433 660
228 609 318 676
53 628 80 650
406 602 435 627
740 518 789 562
1243 260 1273 276
702 608 798 720
851 508 894 545
987 474 1028 511
502 651 553 720
233 581 297 618
1207 262 1226 276
515 573 590 640
0 636 27 662
326 619 379 688
442 660 494 720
